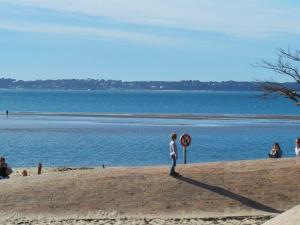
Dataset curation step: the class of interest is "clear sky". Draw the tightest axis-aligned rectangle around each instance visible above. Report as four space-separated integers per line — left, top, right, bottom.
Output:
0 0 299 81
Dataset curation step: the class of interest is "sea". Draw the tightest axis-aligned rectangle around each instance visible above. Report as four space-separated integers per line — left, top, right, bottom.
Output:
0 89 299 167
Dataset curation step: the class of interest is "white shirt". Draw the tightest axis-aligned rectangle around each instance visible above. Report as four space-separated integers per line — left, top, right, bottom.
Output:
295 147 300 156
170 140 178 158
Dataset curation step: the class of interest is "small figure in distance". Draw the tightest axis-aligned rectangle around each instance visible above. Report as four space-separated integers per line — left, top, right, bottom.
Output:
0 157 13 179
6 110 8 116
295 138 300 157
22 170 28 177
169 133 179 176
268 143 282 158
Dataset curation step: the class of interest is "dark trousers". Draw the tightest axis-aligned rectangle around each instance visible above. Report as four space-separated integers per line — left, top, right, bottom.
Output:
0 166 7 178
170 155 177 174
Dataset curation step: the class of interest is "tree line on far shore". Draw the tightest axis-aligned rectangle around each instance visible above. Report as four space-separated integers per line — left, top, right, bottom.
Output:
0 78 299 92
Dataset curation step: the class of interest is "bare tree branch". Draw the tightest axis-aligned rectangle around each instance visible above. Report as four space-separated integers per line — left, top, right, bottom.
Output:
254 57 300 83
277 47 300 61
261 82 300 104
254 47 300 106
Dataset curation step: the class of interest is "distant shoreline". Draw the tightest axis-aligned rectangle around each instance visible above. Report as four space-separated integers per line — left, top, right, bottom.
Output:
0 78 298 92
4 112 300 120
0 88 263 93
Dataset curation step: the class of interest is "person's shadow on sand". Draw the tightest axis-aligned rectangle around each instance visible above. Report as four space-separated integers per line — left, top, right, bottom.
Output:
174 175 282 214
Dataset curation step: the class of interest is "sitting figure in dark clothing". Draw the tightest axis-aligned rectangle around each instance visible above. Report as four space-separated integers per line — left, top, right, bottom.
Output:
268 143 282 158
0 157 12 179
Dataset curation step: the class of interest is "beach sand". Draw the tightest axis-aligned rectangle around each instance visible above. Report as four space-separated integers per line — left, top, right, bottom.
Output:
0 214 271 225
2 159 300 225
4 170 270 224
262 204 300 225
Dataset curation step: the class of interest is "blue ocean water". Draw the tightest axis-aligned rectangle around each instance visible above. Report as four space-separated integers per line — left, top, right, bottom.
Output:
0 89 299 167
0 89 298 114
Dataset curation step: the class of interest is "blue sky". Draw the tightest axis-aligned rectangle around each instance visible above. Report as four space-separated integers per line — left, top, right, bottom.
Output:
0 0 300 81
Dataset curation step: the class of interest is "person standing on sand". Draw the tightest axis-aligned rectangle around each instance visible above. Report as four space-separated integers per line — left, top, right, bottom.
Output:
295 138 300 157
169 133 179 176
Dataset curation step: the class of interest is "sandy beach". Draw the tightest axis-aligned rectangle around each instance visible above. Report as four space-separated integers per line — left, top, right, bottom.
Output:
1 158 300 224
0 214 271 225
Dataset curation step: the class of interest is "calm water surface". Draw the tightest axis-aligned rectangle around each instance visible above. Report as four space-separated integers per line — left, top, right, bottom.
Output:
0 89 298 114
0 90 299 167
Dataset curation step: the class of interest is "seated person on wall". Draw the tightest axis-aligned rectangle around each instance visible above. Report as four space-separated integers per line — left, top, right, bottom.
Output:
0 157 12 179
295 138 300 157
268 143 282 158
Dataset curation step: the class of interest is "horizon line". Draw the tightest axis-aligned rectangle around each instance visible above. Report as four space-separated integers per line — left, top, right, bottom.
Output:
0 77 293 83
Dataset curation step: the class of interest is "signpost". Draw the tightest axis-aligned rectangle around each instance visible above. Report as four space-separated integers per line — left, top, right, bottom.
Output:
180 133 191 164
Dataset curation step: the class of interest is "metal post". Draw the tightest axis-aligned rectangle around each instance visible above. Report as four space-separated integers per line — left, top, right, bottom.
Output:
38 163 42 175
183 147 187 164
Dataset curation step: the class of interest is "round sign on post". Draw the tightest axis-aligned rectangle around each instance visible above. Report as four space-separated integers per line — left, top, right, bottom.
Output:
180 133 191 164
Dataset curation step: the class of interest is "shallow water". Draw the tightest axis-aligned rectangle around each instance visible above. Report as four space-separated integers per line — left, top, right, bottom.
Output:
0 89 299 167
1 114 299 167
